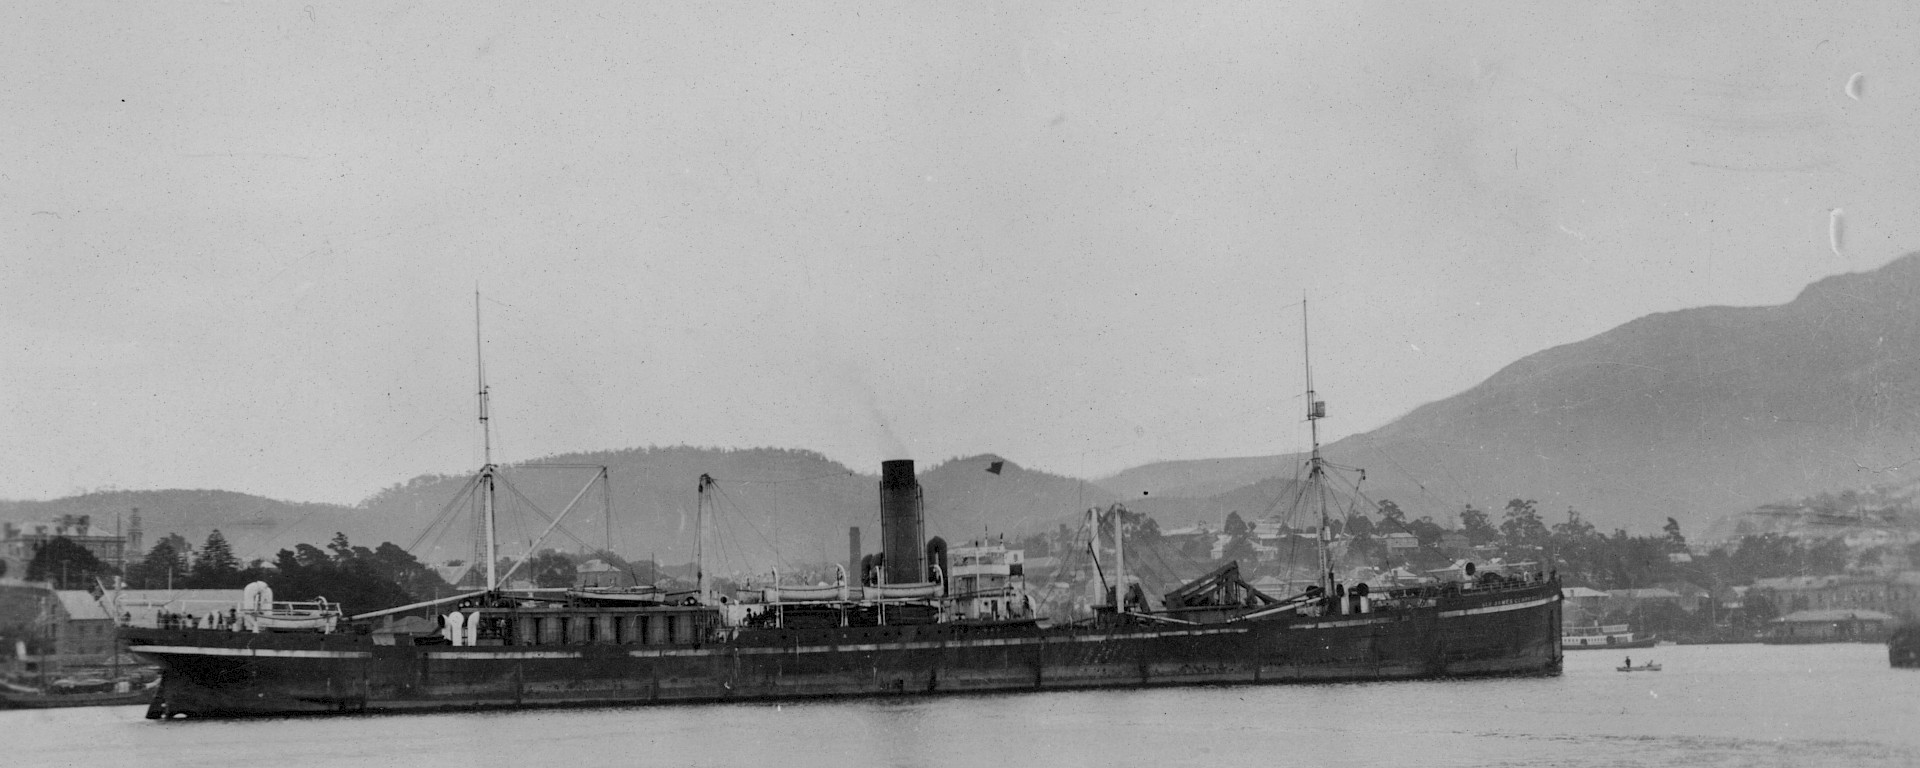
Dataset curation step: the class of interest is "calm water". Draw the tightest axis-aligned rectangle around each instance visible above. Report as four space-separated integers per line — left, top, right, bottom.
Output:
6 644 1915 767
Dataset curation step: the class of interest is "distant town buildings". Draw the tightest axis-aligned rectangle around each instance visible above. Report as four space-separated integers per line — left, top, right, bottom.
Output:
574 559 634 589
1766 608 1897 642
1561 586 1609 625
1748 573 1920 619
1605 587 1685 616
1 513 135 578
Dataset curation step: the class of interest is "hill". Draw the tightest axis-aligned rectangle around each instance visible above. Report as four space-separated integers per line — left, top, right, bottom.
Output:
13 254 1920 564
1121 475 1307 530
1318 252 1920 534
1088 253 1920 537
1095 455 1290 499
917 454 1118 542
0 449 1115 577
312 448 1113 577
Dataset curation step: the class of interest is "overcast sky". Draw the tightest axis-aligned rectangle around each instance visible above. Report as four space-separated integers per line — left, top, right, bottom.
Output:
5 2 1916 505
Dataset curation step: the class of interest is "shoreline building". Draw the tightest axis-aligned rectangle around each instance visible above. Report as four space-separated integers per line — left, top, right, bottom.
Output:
1 514 133 580
0 582 117 665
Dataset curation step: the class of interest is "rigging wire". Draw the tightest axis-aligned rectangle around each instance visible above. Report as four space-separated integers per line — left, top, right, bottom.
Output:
709 470 857 485
238 502 353 564
496 475 593 552
707 482 794 574
1028 513 1095 617
1369 445 1472 513
404 474 484 554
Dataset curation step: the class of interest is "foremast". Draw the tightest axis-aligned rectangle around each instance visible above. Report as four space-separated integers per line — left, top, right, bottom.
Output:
477 291 499 590
1303 300 1333 598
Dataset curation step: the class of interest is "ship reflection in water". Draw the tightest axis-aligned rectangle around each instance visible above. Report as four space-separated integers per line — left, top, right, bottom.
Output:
4 644 1913 768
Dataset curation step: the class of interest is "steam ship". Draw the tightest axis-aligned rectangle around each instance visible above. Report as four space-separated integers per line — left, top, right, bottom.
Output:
122 301 1562 719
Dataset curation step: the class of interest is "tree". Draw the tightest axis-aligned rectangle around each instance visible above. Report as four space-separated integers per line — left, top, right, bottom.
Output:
26 537 116 590
1131 514 1162 544
1216 511 1257 564
1377 500 1407 526
1715 533 1850 584
1098 505 1161 546
292 543 330 569
367 542 452 598
1499 499 1549 551
1177 533 1215 562
1551 509 1597 540
1407 517 1445 548
1459 504 1497 546
328 531 355 562
1220 535 1257 564
155 531 185 549
1802 537 1850 574
126 539 189 589
521 550 578 588
267 533 427 615
1346 514 1376 538
1548 509 1605 585
1662 517 1687 552
190 530 244 588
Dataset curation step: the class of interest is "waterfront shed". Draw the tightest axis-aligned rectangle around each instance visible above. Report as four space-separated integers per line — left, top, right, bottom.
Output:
1766 608 1895 643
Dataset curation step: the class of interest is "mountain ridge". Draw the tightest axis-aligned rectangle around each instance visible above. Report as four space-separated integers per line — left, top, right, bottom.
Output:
8 254 1918 561
1321 252 1920 533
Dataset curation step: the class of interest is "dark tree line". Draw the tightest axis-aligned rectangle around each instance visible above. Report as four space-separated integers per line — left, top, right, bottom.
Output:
122 530 267 590
25 537 117 590
266 533 452 614
115 530 451 615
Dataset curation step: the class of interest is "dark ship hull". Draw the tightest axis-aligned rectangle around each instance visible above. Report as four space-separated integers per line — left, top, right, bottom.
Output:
0 680 158 709
125 579 1560 718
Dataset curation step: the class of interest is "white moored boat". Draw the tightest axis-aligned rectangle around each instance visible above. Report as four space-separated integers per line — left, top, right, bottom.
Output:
1562 623 1656 650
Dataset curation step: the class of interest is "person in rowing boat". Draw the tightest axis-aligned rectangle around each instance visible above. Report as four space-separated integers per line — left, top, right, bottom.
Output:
1624 656 1631 668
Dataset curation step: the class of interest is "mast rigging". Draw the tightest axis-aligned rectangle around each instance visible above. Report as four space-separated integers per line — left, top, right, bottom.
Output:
1304 299 1332 597
477 290 498 591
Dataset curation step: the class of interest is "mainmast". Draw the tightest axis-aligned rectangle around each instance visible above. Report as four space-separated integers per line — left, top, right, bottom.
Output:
1086 506 1105 610
696 473 712 603
1303 300 1332 596
477 291 499 591
1112 505 1127 612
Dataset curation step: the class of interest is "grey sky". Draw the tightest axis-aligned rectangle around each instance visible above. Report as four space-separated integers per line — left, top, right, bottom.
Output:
5 2 1916 504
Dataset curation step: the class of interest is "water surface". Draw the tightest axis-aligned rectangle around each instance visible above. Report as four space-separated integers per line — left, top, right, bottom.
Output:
7 643 1913 767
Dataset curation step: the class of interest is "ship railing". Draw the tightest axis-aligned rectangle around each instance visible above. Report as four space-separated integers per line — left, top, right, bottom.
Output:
260 600 343 616
942 586 1017 601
